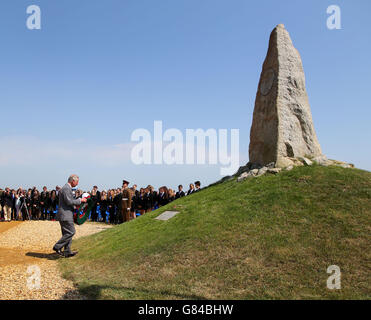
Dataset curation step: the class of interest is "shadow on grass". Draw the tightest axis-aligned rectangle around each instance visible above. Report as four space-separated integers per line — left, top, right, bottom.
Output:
26 252 61 260
62 284 207 300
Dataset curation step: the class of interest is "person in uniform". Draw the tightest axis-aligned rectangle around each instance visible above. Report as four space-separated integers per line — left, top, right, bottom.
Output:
121 180 132 222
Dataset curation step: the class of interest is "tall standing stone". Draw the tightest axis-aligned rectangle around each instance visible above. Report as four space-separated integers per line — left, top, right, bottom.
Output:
249 24 323 168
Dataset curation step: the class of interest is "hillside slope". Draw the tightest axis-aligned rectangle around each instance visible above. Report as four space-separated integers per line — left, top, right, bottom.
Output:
60 165 371 299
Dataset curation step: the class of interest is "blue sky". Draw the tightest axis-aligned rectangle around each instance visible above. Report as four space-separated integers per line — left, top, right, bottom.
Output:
0 0 370 191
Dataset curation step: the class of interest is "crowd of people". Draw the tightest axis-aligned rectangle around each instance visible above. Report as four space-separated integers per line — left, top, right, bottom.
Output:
0 180 202 224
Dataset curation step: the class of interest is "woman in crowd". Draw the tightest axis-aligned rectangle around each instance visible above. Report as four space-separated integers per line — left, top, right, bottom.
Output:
137 188 146 215
108 189 116 224
31 190 41 220
144 187 153 213
129 187 137 220
49 190 58 220
99 190 108 223
23 190 32 220
168 188 176 202
157 186 168 207
14 189 22 221
90 188 99 222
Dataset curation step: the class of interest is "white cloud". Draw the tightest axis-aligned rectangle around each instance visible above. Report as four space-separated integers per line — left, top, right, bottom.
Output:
0 136 134 167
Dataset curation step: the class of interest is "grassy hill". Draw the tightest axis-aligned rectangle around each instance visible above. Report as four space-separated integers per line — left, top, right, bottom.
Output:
59 165 371 300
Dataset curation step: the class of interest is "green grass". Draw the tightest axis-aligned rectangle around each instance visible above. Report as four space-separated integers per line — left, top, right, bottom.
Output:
59 165 371 300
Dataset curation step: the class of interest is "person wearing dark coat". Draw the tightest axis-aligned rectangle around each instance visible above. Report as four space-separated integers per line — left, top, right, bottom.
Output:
175 185 185 199
107 190 116 224
11 189 16 220
187 183 196 196
114 189 122 224
195 181 202 192
144 188 154 213
90 187 100 222
149 186 158 210
99 191 108 223
158 187 169 207
31 190 41 220
0 189 4 220
130 185 139 219
168 189 175 203
49 190 58 220
24 190 33 220
136 188 146 215
40 187 50 220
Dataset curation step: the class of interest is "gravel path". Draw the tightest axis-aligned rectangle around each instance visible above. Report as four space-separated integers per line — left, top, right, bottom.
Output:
0 221 112 300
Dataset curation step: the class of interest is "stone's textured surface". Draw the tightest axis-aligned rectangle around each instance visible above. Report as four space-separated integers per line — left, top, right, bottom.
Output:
155 211 180 221
312 155 330 166
237 172 249 182
276 157 294 169
298 157 313 166
267 168 282 174
328 159 354 168
234 155 354 183
257 167 268 176
249 24 322 167
310 155 354 168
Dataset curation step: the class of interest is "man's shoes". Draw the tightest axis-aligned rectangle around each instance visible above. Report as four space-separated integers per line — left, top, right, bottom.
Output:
53 247 65 257
64 251 78 258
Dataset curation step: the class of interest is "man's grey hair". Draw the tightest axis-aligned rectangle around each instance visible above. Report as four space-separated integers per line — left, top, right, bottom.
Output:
68 174 79 183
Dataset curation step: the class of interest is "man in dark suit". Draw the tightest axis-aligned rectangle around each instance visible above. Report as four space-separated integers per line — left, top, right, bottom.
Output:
175 185 185 199
40 186 49 220
114 188 123 224
187 183 195 196
52 174 87 258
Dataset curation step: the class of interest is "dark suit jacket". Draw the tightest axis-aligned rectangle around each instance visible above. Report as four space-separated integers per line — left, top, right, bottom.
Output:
2 192 13 207
187 189 195 196
175 191 185 199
